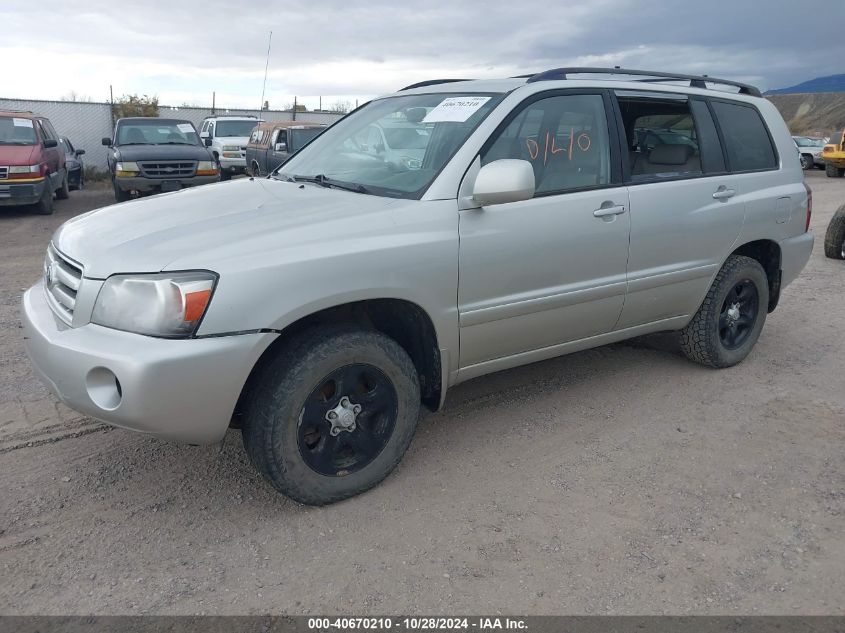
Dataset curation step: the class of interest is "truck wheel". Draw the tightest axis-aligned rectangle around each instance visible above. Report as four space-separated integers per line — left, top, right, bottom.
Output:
34 184 54 215
113 180 131 203
680 255 768 368
218 161 231 181
56 171 70 199
801 154 813 170
826 163 845 178
242 327 421 505
824 204 845 260
251 161 261 177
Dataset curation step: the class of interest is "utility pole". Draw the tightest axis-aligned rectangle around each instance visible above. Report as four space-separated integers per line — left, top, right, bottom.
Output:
212 91 216 114
293 96 297 121
109 84 115 126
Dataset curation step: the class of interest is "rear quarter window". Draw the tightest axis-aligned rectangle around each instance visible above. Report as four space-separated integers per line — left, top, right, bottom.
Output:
711 101 778 172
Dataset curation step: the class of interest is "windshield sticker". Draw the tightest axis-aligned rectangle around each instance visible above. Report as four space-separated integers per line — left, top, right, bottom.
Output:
13 118 33 128
422 96 491 123
177 123 194 133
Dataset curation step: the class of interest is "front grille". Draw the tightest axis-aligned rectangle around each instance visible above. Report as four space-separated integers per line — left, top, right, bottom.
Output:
0 166 8 180
138 161 197 178
44 244 82 325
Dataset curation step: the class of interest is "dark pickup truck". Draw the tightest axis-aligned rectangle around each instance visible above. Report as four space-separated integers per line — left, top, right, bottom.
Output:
103 118 220 202
245 121 326 176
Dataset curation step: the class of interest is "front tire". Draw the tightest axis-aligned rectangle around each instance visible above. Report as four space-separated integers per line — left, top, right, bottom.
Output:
242 327 421 505
56 171 70 199
680 255 768 368
824 204 845 260
826 163 845 178
801 154 813 170
34 183 54 215
113 179 131 203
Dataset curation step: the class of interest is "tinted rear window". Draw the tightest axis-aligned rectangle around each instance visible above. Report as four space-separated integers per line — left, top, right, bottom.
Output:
711 101 777 171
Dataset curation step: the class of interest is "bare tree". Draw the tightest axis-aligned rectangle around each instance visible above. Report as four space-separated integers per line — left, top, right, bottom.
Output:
329 100 353 114
60 91 93 103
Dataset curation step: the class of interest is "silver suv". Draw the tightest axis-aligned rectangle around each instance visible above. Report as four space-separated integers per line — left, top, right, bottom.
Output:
23 68 813 505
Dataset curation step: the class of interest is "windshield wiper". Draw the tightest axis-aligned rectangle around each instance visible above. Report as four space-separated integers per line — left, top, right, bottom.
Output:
117 142 152 146
161 141 194 145
287 174 370 194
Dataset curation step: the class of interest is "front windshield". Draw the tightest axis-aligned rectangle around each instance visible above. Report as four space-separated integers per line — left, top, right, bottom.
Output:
116 120 200 145
216 120 259 137
0 116 38 145
277 93 502 198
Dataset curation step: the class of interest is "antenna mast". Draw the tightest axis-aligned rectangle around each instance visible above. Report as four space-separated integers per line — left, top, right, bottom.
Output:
259 31 273 112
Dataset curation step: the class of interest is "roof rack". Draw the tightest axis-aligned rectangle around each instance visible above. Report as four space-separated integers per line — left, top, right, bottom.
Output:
525 67 762 97
399 79 472 91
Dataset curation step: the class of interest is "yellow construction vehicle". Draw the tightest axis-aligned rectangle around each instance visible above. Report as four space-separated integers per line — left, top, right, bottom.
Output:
823 129 845 177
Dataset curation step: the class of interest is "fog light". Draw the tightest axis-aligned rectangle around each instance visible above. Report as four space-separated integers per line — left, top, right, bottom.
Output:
86 367 122 410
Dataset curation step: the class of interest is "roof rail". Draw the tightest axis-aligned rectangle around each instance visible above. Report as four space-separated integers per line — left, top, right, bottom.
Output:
1 109 35 114
399 79 472 91
525 67 762 97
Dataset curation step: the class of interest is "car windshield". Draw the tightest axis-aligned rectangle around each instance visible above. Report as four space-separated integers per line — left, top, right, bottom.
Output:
276 93 502 198
795 137 824 147
0 116 38 145
215 120 258 137
290 127 325 151
382 126 430 150
116 121 200 145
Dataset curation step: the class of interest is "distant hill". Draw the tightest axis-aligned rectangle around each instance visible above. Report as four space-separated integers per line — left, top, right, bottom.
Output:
766 92 845 136
766 74 845 95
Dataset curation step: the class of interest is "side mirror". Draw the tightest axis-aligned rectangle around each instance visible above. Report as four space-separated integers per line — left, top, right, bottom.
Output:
43 139 58 148
204 137 212 147
101 137 112 146
76 149 86 156
274 142 287 152
472 159 535 206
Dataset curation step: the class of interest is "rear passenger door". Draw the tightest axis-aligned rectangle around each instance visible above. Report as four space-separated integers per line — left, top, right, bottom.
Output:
614 92 745 329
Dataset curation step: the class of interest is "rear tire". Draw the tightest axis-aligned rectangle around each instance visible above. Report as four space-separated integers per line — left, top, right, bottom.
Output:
34 183 54 215
56 171 70 200
242 327 421 505
801 154 813 170
824 204 845 260
680 255 768 368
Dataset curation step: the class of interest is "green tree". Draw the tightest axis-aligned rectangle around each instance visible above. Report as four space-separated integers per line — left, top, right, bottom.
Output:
112 94 159 119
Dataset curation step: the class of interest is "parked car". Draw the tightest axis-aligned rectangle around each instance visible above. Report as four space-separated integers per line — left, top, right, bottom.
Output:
824 203 845 259
59 137 85 190
792 135 825 170
199 115 261 180
0 110 68 214
103 118 220 202
24 68 813 505
822 130 845 178
245 121 326 176
348 121 430 170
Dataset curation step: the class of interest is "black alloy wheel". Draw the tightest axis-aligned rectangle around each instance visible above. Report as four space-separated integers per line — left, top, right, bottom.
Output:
718 280 759 350
298 363 398 477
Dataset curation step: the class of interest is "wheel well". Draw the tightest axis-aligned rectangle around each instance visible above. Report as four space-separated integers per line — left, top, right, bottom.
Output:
231 299 442 427
732 239 781 312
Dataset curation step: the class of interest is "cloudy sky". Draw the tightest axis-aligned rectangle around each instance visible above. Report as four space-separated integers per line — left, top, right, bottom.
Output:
2 0 843 110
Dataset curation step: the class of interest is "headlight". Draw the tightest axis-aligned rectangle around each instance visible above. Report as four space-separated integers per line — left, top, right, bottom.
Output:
196 160 218 176
66 160 79 169
91 271 217 337
222 145 240 151
115 161 140 177
9 165 41 174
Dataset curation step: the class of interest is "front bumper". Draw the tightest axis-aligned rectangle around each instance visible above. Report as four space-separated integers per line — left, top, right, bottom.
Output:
779 231 814 289
22 281 277 444
114 174 220 193
0 178 47 206
218 155 246 171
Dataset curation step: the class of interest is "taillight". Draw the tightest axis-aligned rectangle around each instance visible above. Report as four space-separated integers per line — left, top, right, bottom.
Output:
804 182 812 232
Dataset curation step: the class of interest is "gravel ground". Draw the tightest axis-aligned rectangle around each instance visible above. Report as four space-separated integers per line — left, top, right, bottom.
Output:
1 172 843 615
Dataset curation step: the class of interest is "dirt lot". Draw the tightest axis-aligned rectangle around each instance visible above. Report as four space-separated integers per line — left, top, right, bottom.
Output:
1 172 843 615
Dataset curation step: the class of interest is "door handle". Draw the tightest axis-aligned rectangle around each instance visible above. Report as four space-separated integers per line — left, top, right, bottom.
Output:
712 187 736 200
593 204 627 218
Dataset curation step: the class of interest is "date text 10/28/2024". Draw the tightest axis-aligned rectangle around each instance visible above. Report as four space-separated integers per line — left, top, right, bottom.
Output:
307 618 528 631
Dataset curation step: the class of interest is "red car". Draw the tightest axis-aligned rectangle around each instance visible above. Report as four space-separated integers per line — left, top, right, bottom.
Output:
0 110 68 215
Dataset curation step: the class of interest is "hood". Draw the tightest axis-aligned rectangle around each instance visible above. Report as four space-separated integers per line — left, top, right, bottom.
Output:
0 144 37 166
215 136 250 147
114 144 213 162
53 178 401 279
